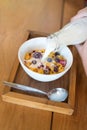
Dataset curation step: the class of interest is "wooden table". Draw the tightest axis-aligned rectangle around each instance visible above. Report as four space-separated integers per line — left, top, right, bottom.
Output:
0 0 87 130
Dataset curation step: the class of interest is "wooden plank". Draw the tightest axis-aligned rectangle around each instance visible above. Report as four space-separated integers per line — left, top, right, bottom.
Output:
2 92 73 115
0 101 51 130
68 47 77 107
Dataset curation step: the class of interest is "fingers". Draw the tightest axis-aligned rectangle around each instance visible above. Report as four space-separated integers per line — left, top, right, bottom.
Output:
71 7 87 22
78 7 87 14
75 40 87 52
71 13 87 21
75 44 81 52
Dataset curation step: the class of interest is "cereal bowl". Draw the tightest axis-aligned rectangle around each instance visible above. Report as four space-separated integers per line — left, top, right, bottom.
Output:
18 37 73 82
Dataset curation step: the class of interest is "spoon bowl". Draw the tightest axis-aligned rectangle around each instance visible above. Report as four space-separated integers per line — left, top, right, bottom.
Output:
3 81 68 102
47 88 68 102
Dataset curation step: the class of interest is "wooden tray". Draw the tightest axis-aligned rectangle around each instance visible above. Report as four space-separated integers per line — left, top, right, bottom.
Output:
2 30 77 115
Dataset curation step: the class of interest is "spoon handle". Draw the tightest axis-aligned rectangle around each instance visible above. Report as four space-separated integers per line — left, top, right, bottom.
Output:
3 81 46 95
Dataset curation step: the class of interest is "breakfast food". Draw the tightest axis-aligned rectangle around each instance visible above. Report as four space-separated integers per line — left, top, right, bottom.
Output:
24 49 67 74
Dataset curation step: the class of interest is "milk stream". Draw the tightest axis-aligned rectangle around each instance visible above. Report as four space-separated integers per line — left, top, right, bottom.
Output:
42 17 87 60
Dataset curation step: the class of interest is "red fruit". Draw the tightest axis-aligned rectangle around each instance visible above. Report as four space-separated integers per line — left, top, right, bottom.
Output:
59 60 67 67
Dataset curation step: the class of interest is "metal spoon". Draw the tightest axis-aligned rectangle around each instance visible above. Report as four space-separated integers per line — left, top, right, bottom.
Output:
3 81 68 102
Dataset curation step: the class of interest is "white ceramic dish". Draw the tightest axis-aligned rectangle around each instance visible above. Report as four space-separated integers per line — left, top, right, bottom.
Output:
18 37 73 82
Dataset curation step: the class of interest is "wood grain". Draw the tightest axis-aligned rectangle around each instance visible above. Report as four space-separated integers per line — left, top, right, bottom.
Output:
0 0 64 33
2 92 74 115
0 101 51 130
0 0 87 130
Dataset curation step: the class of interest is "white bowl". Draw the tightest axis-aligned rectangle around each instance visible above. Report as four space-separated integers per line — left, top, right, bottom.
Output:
18 37 73 82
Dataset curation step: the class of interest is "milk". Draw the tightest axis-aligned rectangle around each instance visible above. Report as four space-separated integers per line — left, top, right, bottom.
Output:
55 17 87 45
41 38 58 61
42 17 87 60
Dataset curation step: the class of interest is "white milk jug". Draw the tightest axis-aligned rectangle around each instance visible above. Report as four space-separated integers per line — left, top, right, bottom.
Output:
42 17 87 60
52 17 87 46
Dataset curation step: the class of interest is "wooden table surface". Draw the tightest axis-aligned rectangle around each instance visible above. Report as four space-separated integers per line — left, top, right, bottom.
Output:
0 0 87 130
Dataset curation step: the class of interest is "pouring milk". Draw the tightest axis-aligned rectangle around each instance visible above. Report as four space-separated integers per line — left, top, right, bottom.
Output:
42 17 87 61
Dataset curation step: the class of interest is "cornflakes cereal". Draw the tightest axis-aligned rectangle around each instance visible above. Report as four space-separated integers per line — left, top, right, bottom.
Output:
24 49 67 75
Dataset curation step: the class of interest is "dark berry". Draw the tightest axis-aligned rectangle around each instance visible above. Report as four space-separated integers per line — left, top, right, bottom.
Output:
59 60 67 67
46 66 51 69
32 50 36 52
54 66 58 72
55 52 60 56
44 68 50 74
32 60 37 64
47 58 52 62
44 69 50 74
40 64 44 67
54 57 60 63
39 64 44 68
38 66 40 69
33 52 42 59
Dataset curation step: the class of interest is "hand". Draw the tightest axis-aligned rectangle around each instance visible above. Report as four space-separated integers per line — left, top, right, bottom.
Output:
71 7 87 75
71 7 87 21
76 41 87 75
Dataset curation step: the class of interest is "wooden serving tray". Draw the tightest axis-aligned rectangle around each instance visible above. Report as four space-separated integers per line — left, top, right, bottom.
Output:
2 31 77 115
